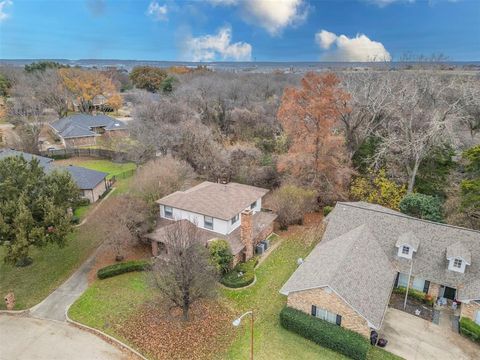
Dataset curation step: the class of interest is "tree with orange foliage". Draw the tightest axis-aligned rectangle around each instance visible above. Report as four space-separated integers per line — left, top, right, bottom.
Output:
277 72 352 203
58 68 122 113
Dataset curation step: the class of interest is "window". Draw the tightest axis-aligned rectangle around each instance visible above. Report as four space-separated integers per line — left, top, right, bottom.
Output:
164 206 173 219
250 200 257 210
402 246 410 255
453 258 462 268
311 305 340 325
204 216 213 230
231 214 239 225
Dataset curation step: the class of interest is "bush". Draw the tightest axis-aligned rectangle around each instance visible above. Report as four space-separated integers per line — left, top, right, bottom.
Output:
323 206 333 216
460 317 480 343
97 260 152 279
75 198 91 207
71 215 80 225
399 193 443 222
209 239 234 274
393 287 433 306
221 257 257 288
279 307 370 360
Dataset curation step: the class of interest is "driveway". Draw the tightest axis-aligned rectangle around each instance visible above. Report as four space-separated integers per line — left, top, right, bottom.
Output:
0 315 127 360
381 308 480 360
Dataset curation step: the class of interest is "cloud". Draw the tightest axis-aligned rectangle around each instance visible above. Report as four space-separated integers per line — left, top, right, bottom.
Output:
0 0 12 22
184 26 252 62
208 0 308 35
86 0 106 17
147 1 168 21
315 30 391 62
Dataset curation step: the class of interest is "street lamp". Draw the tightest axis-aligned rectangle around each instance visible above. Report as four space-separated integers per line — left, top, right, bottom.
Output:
232 310 254 360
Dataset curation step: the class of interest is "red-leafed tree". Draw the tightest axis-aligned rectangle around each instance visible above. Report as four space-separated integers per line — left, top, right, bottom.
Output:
277 72 352 203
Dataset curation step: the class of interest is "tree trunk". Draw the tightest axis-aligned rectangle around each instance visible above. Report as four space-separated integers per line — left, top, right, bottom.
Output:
182 303 189 321
407 156 421 193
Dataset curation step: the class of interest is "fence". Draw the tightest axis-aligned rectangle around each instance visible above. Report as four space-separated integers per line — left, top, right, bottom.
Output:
40 148 133 163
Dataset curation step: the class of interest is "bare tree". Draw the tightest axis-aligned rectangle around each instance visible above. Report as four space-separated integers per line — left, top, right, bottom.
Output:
94 195 149 260
374 72 461 192
150 221 217 321
134 155 195 208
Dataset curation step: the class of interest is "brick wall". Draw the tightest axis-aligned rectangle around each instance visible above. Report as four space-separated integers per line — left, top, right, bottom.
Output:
428 282 440 300
65 136 97 148
460 301 480 321
82 180 107 203
287 287 371 337
253 222 274 246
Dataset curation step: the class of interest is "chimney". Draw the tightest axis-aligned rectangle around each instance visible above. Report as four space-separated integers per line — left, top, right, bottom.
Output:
241 210 254 260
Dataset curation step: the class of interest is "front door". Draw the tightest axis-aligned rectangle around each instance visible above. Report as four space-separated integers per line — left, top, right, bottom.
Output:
443 286 456 300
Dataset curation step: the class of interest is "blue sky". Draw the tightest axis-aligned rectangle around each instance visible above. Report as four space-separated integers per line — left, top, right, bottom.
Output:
0 0 479 61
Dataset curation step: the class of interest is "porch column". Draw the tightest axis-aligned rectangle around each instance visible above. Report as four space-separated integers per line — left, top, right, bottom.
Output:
428 283 440 300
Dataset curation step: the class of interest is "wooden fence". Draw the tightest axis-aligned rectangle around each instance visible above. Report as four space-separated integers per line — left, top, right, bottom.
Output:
40 148 134 163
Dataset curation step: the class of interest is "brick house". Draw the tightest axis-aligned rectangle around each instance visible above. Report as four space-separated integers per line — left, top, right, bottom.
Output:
145 181 277 265
50 114 128 148
280 202 480 337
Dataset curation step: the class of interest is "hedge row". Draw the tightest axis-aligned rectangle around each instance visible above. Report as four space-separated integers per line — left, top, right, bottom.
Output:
460 317 480 343
393 286 434 306
97 260 152 279
220 257 258 288
280 307 370 360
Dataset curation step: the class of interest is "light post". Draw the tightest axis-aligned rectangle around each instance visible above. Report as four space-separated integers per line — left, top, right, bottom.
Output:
232 310 254 360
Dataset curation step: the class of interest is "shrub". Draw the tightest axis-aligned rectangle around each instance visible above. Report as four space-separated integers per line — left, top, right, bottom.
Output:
76 198 91 207
460 317 480 343
323 206 333 216
209 239 233 274
399 193 443 222
97 260 152 279
279 307 369 360
71 215 80 225
393 287 433 306
221 257 257 288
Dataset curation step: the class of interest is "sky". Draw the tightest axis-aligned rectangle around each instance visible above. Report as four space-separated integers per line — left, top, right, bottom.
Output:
0 0 479 62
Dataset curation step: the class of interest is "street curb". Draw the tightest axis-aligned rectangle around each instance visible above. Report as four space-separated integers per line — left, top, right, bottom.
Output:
65 308 149 360
0 309 29 315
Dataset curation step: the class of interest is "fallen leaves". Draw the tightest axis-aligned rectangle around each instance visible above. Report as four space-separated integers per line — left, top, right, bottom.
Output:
117 299 235 360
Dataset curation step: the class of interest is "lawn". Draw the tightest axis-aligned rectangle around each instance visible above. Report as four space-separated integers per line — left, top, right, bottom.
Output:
0 226 103 310
55 158 136 180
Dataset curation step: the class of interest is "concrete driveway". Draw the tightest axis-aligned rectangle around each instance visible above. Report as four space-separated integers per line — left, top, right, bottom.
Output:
381 308 480 360
0 315 127 360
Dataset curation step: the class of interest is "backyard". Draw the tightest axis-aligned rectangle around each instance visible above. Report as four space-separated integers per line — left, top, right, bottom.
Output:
0 158 136 310
68 224 402 360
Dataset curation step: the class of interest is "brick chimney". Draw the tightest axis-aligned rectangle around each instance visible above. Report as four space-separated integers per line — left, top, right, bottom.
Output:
241 210 254 260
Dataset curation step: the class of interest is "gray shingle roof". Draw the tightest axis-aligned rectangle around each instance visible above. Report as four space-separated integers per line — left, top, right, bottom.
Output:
157 181 269 220
55 165 107 190
322 202 480 301
280 224 396 329
0 149 53 167
395 231 420 251
446 242 471 264
51 114 127 139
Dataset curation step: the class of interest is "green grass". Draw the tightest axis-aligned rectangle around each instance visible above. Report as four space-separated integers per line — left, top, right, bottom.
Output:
0 226 102 310
68 230 402 360
56 158 136 180
69 272 155 331
73 205 90 219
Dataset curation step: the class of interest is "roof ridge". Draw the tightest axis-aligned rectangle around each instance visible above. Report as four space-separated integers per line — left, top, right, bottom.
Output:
338 202 480 234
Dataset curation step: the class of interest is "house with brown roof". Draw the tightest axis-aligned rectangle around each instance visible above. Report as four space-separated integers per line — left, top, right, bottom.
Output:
145 181 277 264
280 202 480 337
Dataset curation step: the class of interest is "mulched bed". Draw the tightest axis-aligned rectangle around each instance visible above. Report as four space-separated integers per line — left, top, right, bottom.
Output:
389 292 433 321
117 300 235 360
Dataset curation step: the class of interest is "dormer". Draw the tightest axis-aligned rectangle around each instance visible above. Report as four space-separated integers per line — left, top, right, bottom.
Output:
446 242 471 274
395 232 420 260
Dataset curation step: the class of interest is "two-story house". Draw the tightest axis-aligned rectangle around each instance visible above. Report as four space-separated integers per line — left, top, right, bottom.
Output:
280 202 480 338
145 181 277 264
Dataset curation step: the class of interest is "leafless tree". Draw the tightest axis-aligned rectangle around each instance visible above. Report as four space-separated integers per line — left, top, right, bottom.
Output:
374 72 462 192
134 155 196 209
94 195 149 260
150 221 217 321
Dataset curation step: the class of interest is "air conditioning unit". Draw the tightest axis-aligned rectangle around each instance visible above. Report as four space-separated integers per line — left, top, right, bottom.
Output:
263 239 270 250
256 243 265 255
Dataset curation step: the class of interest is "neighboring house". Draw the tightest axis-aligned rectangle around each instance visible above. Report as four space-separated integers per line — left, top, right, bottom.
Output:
145 181 277 264
280 202 480 337
0 149 109 203
50 114 128 148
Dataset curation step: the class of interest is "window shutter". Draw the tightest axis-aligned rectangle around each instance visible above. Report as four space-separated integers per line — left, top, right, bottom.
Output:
336 314 342 326
311 305 317 316
394 273 399 288
424 280 430 294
